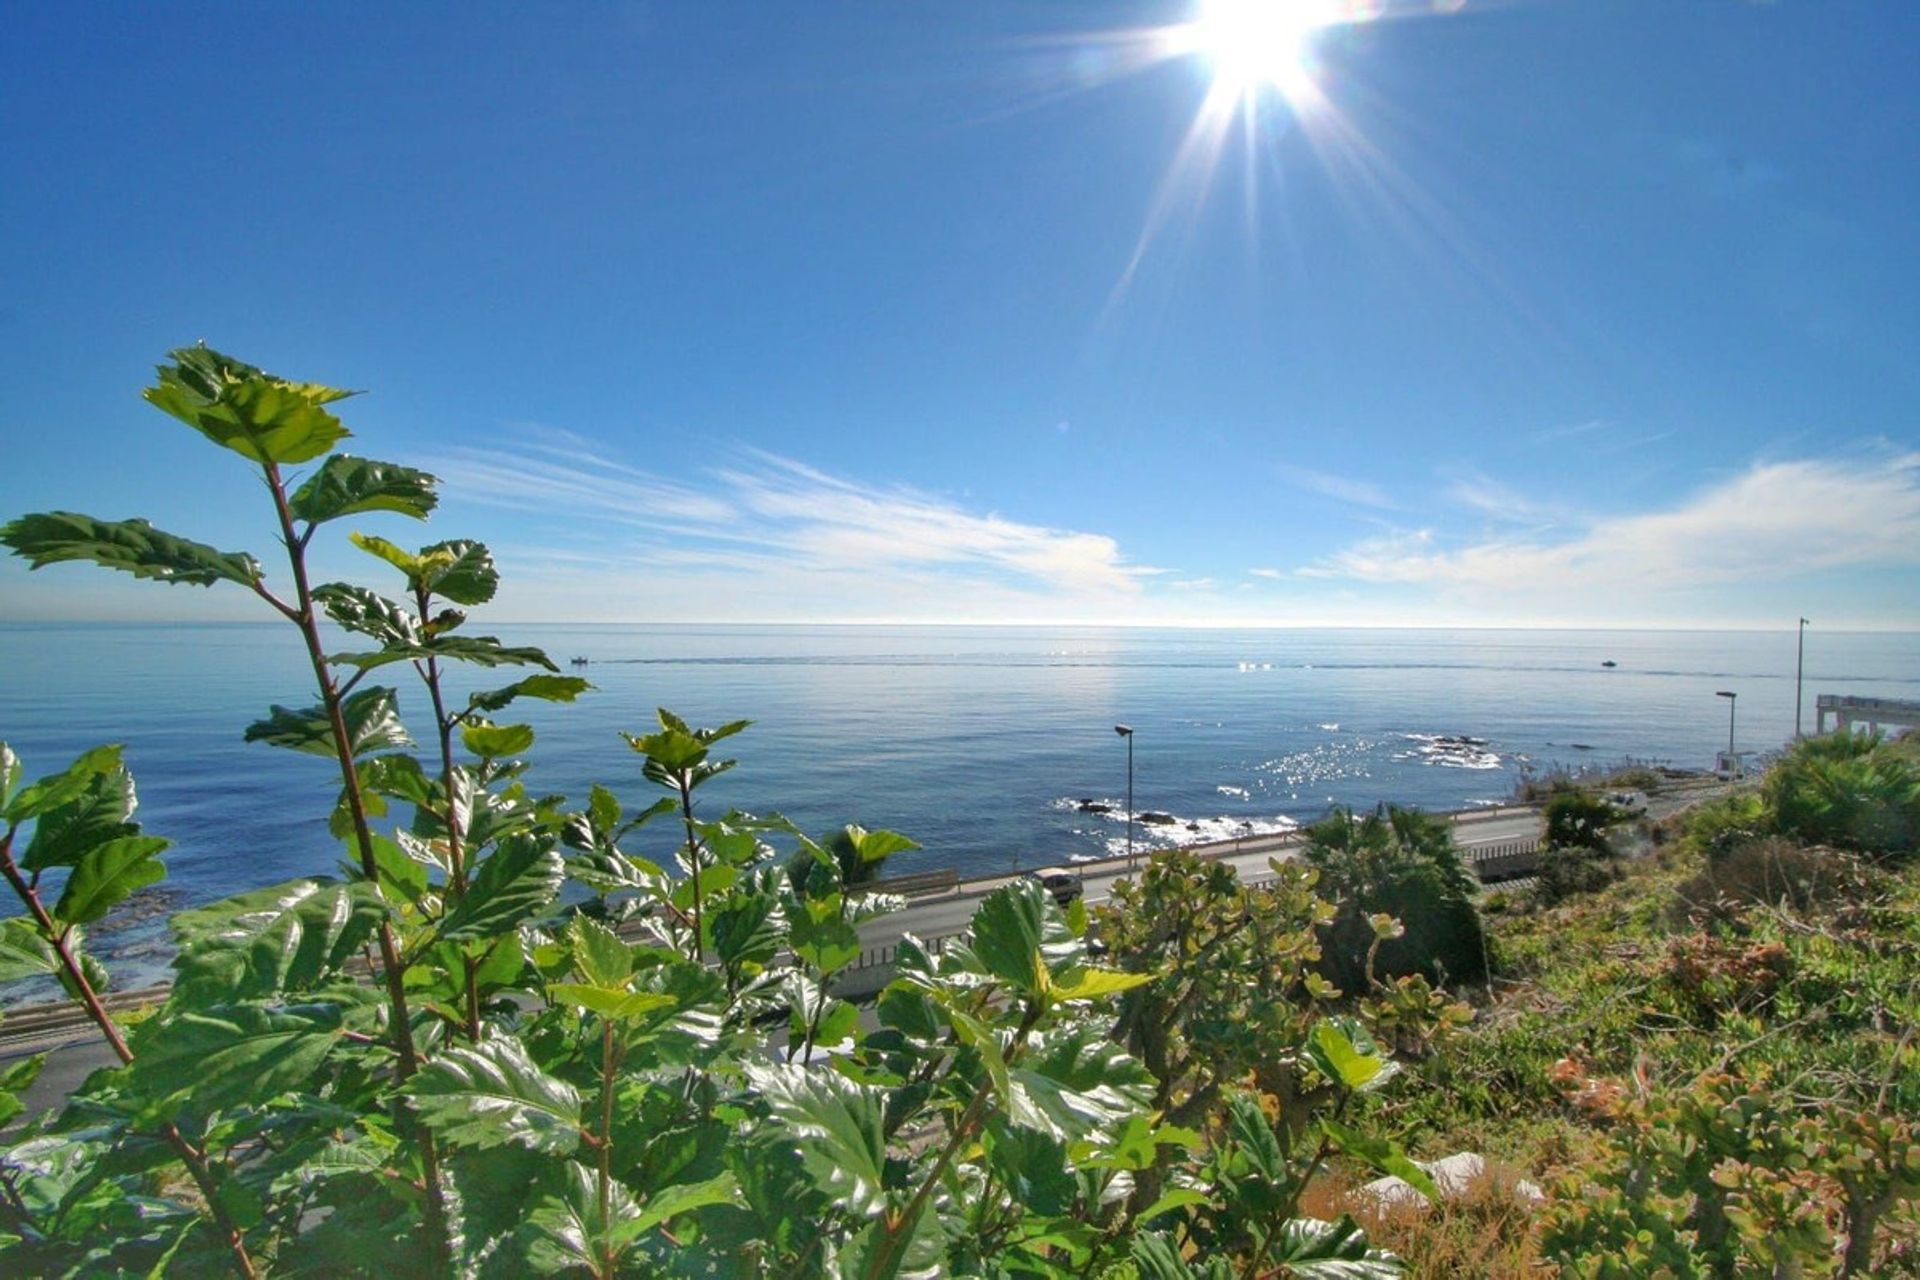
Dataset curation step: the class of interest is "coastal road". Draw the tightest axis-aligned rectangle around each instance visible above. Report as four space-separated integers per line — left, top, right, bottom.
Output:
2 807 1545 1119
851 806 1546 958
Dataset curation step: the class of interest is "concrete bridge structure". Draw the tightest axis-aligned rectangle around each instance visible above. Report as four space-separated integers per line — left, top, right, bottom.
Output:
1815 694 1920 737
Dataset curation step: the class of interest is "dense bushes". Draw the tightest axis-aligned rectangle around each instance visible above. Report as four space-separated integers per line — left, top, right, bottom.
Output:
1303 806 1488 990
1764 731 1920 858
0 347 1461 1278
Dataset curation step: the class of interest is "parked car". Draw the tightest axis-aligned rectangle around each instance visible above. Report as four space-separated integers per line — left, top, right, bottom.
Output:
1606 790 1648 817
1026 866 1084 906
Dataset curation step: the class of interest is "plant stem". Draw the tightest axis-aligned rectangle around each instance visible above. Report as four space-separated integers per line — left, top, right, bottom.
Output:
416 585 466 899
262 462 451 1272
676 774 703 963
596 1019 620 1279
0 830 259 1279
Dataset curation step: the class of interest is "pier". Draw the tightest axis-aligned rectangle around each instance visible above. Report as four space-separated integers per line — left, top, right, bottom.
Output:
1814 694 1920 737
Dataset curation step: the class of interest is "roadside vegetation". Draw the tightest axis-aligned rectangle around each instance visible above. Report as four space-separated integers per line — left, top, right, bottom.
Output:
0 348 1913 1276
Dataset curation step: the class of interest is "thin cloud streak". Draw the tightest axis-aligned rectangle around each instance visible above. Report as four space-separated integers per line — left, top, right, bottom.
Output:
1275 463 1398 510
1303 454 1920 594
436 435 1153 620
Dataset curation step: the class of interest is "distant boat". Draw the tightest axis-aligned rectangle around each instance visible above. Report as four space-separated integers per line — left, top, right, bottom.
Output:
1601 660 1617 668
569 656 589 666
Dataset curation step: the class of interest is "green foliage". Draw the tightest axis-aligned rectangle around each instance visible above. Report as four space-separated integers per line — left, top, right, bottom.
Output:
0 511 261 588
1304 805 1488 989
1544 789 1623 853
1764 731 1920 858
0 349 1447 1278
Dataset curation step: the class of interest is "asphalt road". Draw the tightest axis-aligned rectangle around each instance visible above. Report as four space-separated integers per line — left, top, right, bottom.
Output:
1 806 1547 1122
854 806 1547 954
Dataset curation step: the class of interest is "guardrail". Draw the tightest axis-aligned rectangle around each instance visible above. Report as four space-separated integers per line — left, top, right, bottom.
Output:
3 805 1561 1046
1464 839 1543 884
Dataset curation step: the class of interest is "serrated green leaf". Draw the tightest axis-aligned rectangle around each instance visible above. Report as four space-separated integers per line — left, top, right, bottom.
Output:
746 1063 889 1216
1135 1186 1213 1225
467 674 592 715
411 1033 582 1154
417 539 498 605
313 583 419 647
1 512 262 588
547 984 678 1022
969 879 1056 995
20 755 138 870
348 531 420 578
130 999 348 1110
3 743 122 825
170 878 385 1002
527 1161 635 1274
1268 1214 1402 1277
287 454 437 524
53 835 168 925
617 1172 738 1246
0 743 19 810
436 835 564 941
1321 1118 1436 1201
569 917 630 987
0 918 58 983
461 722 535 759
710 890 783 974
836 1196 947 1280
243 686 412 758
984 1118 1077 1217
1051 966 1154 1002
367 834 430 906
1008 1024 1156 1142
1306 1017 1401 1094
789 907 859 977
143 343 354 463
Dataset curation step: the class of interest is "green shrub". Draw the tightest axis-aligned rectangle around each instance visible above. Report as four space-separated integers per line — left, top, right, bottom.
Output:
1764 732 1920 859
1304 805 1488 990
0 346 1439 1278
1544 790 1623 854
1534 843 1617 906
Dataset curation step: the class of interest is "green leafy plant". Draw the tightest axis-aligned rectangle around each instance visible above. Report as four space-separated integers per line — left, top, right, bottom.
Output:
1 347 1432 1277
1303 806 1488 989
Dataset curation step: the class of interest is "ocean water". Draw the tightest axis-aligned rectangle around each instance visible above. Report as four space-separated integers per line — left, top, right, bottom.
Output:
2 623 1915 989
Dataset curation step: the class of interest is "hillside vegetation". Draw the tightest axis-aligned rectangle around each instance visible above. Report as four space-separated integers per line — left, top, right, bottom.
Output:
0 348 1913 1277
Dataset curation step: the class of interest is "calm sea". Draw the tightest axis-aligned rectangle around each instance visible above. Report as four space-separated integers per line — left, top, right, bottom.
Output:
2 623 1915 990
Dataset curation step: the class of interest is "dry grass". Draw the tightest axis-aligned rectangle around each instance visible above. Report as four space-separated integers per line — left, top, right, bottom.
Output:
1302 1166 1553 1279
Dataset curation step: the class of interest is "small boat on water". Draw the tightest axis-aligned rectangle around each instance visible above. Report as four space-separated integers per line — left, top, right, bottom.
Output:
569 656 589 666
1601 660 1617 668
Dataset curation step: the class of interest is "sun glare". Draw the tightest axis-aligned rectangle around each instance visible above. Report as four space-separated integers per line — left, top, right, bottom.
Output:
1188 0 1336 101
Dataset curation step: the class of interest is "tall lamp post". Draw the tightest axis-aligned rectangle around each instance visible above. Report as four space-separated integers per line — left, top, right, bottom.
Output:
1716 690 1737 757
1114 724 1134 868
1795 617 1810 739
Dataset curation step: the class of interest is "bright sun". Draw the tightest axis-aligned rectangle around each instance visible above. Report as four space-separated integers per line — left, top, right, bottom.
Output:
1187 0 1334 101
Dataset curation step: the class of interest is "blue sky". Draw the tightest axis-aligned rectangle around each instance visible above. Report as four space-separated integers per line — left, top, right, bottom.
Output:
2 0 1916 629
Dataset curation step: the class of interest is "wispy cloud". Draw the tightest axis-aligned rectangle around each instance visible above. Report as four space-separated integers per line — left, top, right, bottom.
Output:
435 434 1154 620
1275 463 1398 510
1531 418 1607 443
1443 469 1558 526
1247 567 1285 580
1303 453 1920 595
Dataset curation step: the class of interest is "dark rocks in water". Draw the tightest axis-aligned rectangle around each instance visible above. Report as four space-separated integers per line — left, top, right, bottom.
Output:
1430 735 1487 747
1568 743 1594 751
1076 800 1113 814
1186 822 1201 832
1139 811 1178 826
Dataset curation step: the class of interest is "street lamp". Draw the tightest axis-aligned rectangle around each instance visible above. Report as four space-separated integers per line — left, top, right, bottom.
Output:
1716 690 1737 756
1114 724 1134 868
1795 618 1810 739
